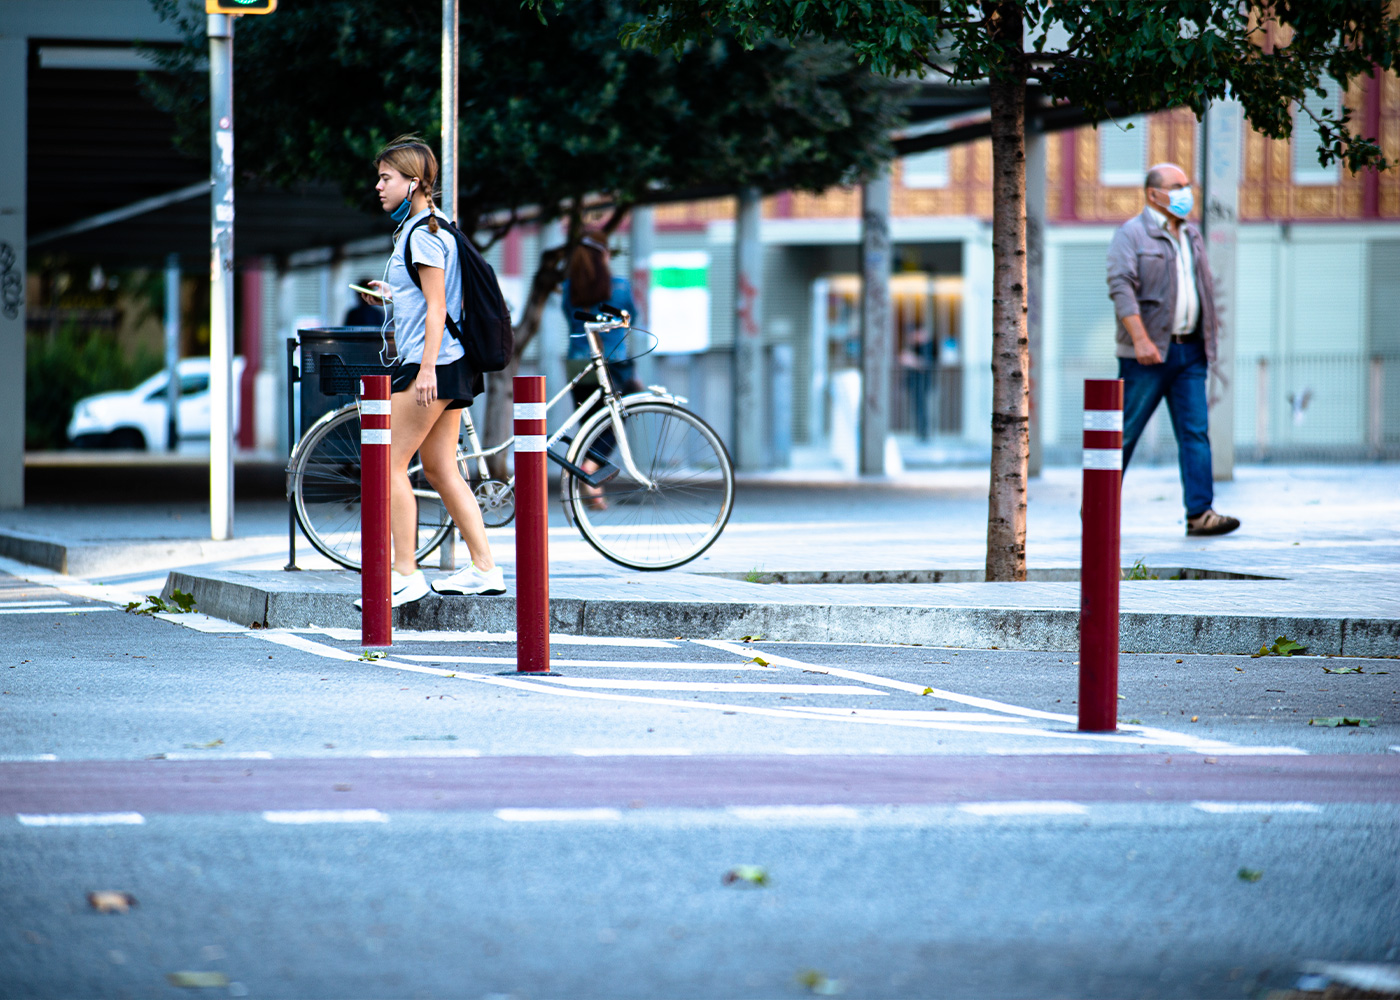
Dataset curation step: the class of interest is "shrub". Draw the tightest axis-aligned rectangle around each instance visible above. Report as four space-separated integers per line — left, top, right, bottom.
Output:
25 326 161 450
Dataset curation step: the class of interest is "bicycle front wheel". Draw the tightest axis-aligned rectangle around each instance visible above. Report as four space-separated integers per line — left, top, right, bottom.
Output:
564 401 734 570
289 405 454 570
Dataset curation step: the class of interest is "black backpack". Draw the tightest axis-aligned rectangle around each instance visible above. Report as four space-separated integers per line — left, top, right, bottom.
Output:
402 215 514 372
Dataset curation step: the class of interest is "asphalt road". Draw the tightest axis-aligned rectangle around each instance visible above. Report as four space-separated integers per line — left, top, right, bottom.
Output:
2 569 1398 999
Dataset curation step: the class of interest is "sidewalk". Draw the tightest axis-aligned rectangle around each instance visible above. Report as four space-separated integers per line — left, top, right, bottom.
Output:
4 463 1398 655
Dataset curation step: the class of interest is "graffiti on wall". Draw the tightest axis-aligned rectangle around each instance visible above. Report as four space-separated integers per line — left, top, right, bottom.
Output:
0 242 21 320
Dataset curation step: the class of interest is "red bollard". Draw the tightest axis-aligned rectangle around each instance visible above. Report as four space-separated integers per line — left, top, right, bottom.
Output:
513 375 551 673
360 375 392 647
1079 378 1123 732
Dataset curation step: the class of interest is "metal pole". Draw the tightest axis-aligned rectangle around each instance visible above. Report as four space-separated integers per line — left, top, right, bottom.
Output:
630 205 654 388
208 13 235 540
1025 125 1046 478
514 376 552 674
1078 378 1123 733
732 188 764 471
440 0 459 220
164 253 180 452
859 168 892 475
360 375 392 646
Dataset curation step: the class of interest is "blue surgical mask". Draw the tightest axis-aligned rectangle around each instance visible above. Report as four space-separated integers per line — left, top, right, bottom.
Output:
1166 187 1193 219
389 180 417 223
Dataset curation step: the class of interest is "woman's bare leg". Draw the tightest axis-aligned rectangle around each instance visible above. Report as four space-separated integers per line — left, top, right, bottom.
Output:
389 391 449 576
419 407 495 571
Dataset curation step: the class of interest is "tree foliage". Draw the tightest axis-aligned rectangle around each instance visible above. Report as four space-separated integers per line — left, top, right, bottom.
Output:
145 0 904 239
621 1 1400 171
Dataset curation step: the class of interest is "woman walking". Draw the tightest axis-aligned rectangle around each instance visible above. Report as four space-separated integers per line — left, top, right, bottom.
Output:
356 135 503 606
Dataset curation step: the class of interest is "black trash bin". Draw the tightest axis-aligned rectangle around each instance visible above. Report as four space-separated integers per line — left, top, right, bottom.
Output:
297 327 396 436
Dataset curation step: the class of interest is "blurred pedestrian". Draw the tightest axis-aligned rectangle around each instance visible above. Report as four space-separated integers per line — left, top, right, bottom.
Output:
560 229 640 507
899 325 938 442
1106 162 1240 536
354 135 503 607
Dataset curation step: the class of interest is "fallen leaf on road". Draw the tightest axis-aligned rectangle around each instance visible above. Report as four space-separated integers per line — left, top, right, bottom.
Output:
358 650 386 661
406 734 458 741
1234 667 1244 672
1321 666 1363 674
1237 868 1263 883
921 687 934 696
1190 716 1198 722
181 740 224 749
1117 695 1126 700
797 970 845 995
1308 717 1377 727
744 656 770 667
166 971 229 988
723 865 769 887
1251 636 1306 658
87 891 136 914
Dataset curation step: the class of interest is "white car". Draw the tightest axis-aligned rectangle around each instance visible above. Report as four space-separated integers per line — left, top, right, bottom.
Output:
67 356 246 451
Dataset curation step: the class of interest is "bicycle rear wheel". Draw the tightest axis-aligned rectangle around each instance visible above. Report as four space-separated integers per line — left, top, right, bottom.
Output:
564 401 734 570
289 405 454 570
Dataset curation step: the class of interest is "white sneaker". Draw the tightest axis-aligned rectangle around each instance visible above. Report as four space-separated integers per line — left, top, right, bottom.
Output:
354 568 430 609
432 563 506 596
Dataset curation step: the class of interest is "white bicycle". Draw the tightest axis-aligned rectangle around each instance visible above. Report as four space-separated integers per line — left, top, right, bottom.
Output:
286 307 735 572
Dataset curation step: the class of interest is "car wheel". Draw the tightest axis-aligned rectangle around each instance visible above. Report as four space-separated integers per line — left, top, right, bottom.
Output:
109 428 147 451
69 434 107 450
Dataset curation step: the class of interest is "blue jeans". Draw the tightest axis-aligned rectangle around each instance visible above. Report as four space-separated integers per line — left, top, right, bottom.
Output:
1119 338 1213 518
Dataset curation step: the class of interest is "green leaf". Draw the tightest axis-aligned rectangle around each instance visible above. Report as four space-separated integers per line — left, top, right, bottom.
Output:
723 864 769 886
1308 716 1377 727
1237 868 1263 883
1321 665 1362 674
169 589 197 613
358 650 386 661
167 971 230 988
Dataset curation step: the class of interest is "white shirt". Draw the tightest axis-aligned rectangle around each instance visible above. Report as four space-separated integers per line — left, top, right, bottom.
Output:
1148 207 1200 336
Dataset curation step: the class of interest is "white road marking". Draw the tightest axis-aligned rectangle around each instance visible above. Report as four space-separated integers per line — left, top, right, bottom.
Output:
495 807 622 822
959 801 1088 816
697 639 1278 754
0 600 66 608
157 751 274 761
529 678 889 695
263 809 388 824
305 628 676 648
18 812 145 826
0 606 113 615
572 748 693 756
0 753 58 762
246 634 1223 747
727 805 861 821
397 655 777 671
796 708 1022 723
1191 801 1322 814
153 613 250 633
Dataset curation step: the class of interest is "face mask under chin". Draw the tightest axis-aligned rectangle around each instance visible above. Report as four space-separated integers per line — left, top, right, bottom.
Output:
390 195 414 223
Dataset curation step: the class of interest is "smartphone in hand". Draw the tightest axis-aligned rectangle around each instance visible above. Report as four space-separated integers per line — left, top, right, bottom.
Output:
349 282 388 302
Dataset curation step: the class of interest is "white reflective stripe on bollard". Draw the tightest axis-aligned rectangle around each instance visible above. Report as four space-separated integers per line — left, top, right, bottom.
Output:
513 403 547 420
360 400 391 415
361 429 391 445
1082 448 1122 470
1083 410 1124 431
514 435 546 453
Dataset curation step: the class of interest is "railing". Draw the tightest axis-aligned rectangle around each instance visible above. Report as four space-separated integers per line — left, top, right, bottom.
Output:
1238 352 1399 460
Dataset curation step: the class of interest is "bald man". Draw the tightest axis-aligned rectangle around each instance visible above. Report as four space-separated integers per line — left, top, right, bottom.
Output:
1106 162 1240 536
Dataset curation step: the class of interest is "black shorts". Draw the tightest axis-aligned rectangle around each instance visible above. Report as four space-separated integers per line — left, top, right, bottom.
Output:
390 354 483 409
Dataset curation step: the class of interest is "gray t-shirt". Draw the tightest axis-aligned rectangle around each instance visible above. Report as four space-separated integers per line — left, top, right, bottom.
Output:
385 208 464 367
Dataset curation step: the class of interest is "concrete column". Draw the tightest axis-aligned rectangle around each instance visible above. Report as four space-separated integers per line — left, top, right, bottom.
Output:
0 38 26 508
1025 126 1046 478
208 13 235 539
732 188 764 471
1203 98 1241 482
629 205 653 388
859 170 892 475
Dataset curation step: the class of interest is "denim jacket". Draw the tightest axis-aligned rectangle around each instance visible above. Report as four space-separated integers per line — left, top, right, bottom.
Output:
1106 208 1219 364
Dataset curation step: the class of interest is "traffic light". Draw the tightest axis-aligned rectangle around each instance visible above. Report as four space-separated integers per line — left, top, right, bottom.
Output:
205 0 277 13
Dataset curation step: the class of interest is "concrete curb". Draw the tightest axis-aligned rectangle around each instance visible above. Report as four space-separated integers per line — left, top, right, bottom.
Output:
0 528 286 578
165 569 1400 658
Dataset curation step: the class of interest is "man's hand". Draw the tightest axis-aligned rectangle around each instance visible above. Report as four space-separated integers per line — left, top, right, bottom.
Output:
1122 314 1162 365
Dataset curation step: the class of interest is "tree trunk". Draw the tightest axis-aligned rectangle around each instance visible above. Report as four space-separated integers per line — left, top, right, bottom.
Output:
984 6 1030 582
